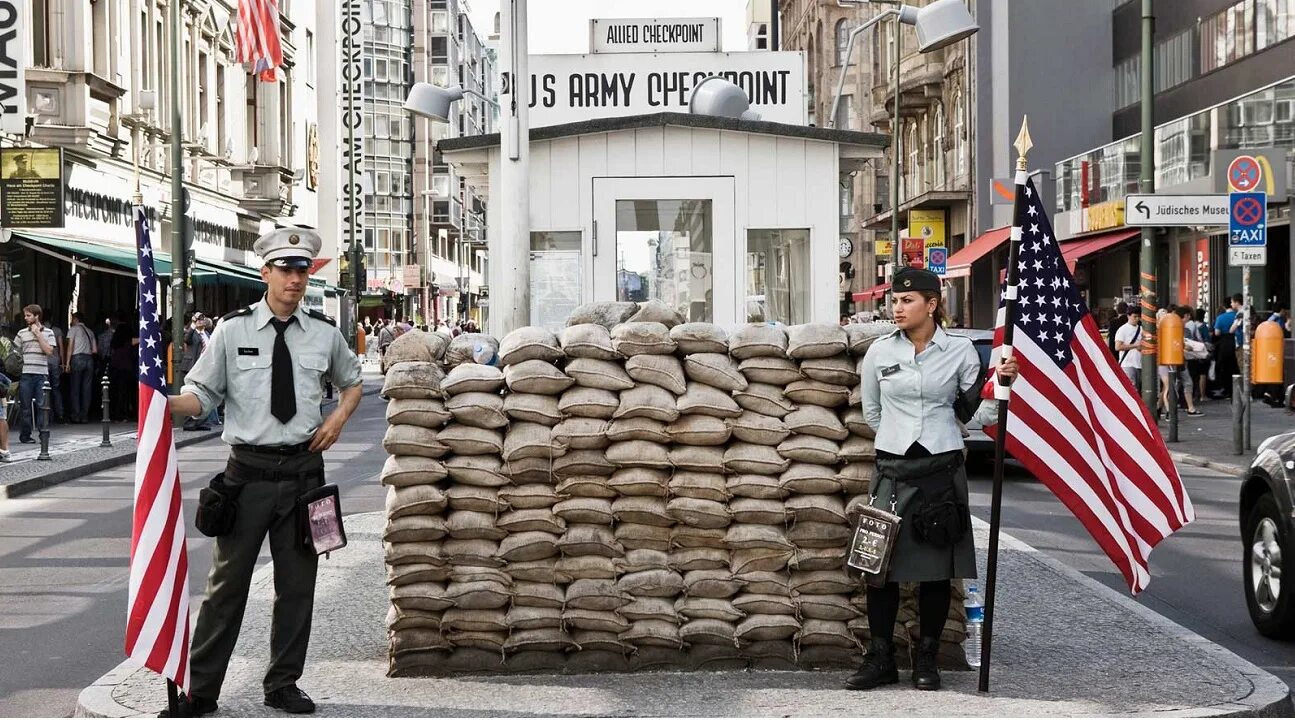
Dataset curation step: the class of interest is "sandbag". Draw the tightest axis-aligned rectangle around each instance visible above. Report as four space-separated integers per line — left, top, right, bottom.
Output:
732 593 798 617
552 417 612 449
506 605 563 630
558 387 620 419
683 569 745 599
614 522 673 553
733 383 795 418
800 355 859 387
783 406 849 441
611 322 676 356
620 620 684 649
444 455 510 487
382 330 448 370
446 511 508 541
381 361 446 400
726 474 789 500
510 582 565 608
724 444 791 475
786 521 851 549
443 580 510 609
390 582 453 613
724 524 794 551
777 435 841 465
502 422 565 463
683 353 747 392
437 425 504 456
625 354 687 394
498 483 562 509
675 383 742 419
384 541 445 567
667 446 726 473
614 385 680 423
671 525 728 550
665 415 731 446
380 455 448 487
564 358 634 391
628 298 685 328
607 468 670 497
680 619 738 647
560 323 621 360
445 485 509 514
567 301 638 329
606 440 672 469
555 555 616 581
502 629 576 654
786 323 848 360
676 597 746 623
552 450 615 477
844 322 894 356
737 356 802 385
446 391 508 429
836 463 874 496
557 524 624 558
505 360 575 395
785 380 850 408
729 498 787 526
616 548 671 574
730 547 793 574
563 608 632 634
840 407 878 439
670 323 728 354
385 398 452 428
496 509 565 535
789 570 856 595
666 497 731 529
796 619 858 648
668 472 730 502
736 615 800 642
617 568 685 597
441 607 509 633
611 496 673 527
386 484 448 519
727 411 791 446
839 436 877 462
384 515 449 543
497 532 561 562
498 327 564 366
739 571 791 595
729 324 789 360
622 597 681 623
553 497 615 525
441 363 505 396
383 424 449 458
780 463 842 495
790 546 848 573
565 578 633 611
506 558 564 584
556 476 617 499
503 393 564 426
606 417 672 444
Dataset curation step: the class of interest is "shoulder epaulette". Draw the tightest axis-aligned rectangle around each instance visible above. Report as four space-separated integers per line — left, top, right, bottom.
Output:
307 309 336 326
219 306 255 324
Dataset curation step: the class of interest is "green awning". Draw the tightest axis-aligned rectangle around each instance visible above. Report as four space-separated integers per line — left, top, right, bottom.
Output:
193 257 265 289
16 233 173 277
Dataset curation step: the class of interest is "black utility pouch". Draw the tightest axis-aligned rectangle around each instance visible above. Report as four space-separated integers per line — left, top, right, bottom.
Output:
194 473 240 537
910 485 969 548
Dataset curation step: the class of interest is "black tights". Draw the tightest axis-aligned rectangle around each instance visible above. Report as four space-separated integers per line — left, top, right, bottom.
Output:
866 580 952 643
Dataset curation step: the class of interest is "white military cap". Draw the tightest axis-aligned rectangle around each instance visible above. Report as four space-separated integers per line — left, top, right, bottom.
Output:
254 227 322 269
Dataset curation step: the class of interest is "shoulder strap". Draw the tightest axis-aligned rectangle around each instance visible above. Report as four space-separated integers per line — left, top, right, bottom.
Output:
306 309 336 326
219 305 255 324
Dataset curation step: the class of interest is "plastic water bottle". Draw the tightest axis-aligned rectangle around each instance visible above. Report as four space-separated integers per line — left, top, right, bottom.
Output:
964 583 985 668
472 342 496 366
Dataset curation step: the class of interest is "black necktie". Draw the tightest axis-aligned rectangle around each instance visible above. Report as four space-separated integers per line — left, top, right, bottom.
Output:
270 318 296 424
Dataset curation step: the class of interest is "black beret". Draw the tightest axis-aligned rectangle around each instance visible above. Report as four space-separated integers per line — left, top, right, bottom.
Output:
893 267 941 293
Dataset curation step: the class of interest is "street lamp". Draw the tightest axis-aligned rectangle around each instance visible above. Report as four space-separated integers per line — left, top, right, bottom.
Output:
828 0 978 271
405 83 499 123
688 77 762 121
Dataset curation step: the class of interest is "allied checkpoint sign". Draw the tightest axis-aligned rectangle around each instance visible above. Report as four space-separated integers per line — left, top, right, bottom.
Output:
591 18 721 54
527 52 807 127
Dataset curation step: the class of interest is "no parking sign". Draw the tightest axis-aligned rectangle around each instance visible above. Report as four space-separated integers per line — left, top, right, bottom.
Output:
1228 191 1266 266
927 246 947 275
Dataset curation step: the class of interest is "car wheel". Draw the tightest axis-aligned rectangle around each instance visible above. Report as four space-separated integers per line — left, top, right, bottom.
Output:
1243 493 1295 639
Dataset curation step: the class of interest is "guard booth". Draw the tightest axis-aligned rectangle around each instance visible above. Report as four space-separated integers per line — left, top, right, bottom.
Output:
438 112 886 333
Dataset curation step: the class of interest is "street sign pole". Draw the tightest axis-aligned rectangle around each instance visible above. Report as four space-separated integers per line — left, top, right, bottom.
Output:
1229 187 1266 452
1137 0 1157 413
1243 266 1252 450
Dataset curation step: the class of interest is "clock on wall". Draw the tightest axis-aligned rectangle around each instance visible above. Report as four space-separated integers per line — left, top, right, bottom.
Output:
838 237 854 258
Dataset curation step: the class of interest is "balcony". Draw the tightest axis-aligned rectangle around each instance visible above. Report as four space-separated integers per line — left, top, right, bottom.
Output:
231 164 295 217
867 50 947 130
26 68 128 153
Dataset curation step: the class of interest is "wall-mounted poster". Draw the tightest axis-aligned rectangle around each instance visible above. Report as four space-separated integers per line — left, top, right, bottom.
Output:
0 147 64 228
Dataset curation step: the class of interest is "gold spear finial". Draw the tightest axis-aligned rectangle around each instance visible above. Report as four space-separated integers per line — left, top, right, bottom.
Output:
1014 116 1032 172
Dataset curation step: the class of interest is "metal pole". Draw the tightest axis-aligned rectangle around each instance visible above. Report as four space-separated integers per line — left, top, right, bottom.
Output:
890 15 902 269
1168 362 1179 442
346 0 363 349
979 118 1033 694
169 0 186 394
497 0 530 335
1233 374 1244 454
166 679 179 717
100 371 111 447
1138 0 1157 411
37 380 51 461
1243 266 1252 450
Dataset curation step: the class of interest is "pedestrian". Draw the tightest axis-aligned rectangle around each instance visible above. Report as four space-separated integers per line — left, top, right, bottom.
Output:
1114 304 1144 390
15 304 56 444
64 312 97 424
169 228 362 717
848 267 1018 692
376 319 396 370
1211 294 1243 398
45 318 65 423
1266 304 1289 334
1180 306 1210 405
1107 301 1129 357
109 315 139 421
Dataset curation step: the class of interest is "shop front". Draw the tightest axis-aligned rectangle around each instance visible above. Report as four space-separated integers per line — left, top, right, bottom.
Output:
438 113 887 334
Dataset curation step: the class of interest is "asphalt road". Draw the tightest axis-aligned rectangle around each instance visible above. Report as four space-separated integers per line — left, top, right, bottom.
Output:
0 385 389 718
966 460 1295 693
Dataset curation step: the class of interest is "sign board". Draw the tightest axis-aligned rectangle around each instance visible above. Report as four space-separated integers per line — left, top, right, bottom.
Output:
909 209 945 249
527 52 806 127
988 177 1016 205
591 18 721 54
1229 246 1267 267
1228 191 1266 246
1214 148 1286 197
0 147 63 227
1125 194 1229 226
0 1 25 135
874 239 893 260
927 246 947 275
901 237 924 269
340 0 365 252
1226 154 1262 192
402 264 421 289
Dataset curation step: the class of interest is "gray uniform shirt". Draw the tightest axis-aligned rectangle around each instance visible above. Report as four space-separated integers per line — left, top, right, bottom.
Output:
181 299 362 446
860 327 998 455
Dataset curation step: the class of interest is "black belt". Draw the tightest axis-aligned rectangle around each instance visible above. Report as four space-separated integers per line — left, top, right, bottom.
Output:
232 441 314 456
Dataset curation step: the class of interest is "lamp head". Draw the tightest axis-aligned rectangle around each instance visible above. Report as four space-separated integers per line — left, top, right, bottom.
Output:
404 83 466 122
138 89 157 112
913 0 979 52
688 77 761 121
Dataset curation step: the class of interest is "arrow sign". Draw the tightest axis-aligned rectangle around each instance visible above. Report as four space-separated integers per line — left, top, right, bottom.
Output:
1125 194 1230 226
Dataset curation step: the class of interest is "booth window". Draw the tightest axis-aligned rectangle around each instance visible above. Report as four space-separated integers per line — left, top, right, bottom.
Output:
615 200 714 322
746 229 810 325
530 232 583 332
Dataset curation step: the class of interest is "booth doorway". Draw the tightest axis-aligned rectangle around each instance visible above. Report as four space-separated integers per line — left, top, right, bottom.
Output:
593 177 736 326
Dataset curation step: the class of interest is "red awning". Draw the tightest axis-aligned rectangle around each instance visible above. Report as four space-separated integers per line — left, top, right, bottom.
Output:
852 282 891 302
1060 229 1141 263
945 226 1011 275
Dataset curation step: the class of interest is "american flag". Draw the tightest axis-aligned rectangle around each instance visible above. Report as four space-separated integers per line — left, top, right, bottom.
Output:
236 0 283 82
986 176 1194 594
125 205 192 690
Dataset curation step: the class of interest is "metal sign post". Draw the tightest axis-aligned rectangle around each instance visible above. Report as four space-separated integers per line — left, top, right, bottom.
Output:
1229 188 1266 452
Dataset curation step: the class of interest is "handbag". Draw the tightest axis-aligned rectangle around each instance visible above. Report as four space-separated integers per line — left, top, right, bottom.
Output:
194 473 240 537
846 492 902 588
297 483 347 556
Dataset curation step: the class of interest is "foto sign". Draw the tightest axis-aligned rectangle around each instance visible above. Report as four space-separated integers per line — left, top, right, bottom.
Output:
1126 194 1229 226
1228 191 1266 246
527 52 806 127
591 18 721 54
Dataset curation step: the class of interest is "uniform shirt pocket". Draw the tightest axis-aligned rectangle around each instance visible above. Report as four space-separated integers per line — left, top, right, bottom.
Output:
298 354 330 391
235 355 272 371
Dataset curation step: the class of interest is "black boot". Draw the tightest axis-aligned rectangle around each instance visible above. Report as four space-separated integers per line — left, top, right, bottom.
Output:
844 637 899 690
911 636 941 691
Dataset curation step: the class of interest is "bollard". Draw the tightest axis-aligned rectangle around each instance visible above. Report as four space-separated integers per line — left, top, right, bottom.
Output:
100 372 112 448
1233 375 1244 455
37 379 52 461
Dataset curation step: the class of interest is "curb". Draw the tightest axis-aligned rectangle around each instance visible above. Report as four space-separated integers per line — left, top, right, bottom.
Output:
2 382 383 502
77 514 1293 718
1169 450 1249 478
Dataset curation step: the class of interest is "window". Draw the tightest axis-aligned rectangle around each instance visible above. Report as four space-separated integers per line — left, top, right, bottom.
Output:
1155 30 1193 93
245 75 259 154
907 122 919 199
32 0 50 67
1115 55 1139 109
616 199 714 322
92 0 110 77
279 73 292 167
1200 0 1281 74
834 95 852 130
305 30 315 86
197 52 209 146
840 178 854 218
836 19 851 66
933 103 946 189
215 63 226 154
746 229 810 325
432 10 449 33
953 90 966 178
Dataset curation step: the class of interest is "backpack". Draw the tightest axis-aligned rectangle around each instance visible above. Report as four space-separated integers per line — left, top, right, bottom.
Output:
1 336 22 379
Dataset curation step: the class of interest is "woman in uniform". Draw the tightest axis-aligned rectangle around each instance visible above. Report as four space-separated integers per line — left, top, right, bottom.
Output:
845 267 1017 692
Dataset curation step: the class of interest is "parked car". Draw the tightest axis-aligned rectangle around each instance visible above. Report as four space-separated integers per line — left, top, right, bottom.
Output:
1239 429 1295 638
948 328 995 456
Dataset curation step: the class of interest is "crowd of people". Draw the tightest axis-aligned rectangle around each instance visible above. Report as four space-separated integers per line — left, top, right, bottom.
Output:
361 317 480 366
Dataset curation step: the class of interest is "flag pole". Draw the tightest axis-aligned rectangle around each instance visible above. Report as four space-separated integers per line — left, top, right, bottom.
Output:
979 116 1032 694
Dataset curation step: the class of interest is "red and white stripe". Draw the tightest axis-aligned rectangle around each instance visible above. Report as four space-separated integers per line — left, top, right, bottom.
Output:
236 0 283 82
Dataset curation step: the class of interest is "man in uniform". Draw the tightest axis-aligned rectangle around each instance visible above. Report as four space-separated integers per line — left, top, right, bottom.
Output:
168 228 363 716
10 153 39 178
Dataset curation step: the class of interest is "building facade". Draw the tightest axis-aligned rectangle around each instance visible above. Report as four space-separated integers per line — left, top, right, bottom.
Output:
6 0 337 333
778 0 977 323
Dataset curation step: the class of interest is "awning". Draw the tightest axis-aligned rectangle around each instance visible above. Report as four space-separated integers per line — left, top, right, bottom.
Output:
945 226 1010 278
193 257 264 288
852 282 891 302
1060 229 1141 264
15 233 172 278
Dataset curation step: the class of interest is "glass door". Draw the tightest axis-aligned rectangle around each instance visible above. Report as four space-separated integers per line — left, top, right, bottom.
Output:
592 177 736 326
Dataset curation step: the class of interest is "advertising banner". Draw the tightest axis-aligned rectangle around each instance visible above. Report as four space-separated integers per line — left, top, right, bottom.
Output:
901 237 924 269
0 147 63 228
909 209 945 249
0 0 25 135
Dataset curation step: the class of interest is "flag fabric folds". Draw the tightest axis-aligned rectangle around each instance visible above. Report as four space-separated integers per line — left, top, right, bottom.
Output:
125 205 192 691
236 0 284 82
986 177 1195 595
